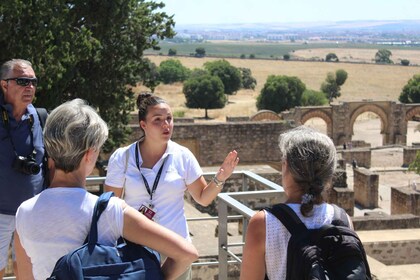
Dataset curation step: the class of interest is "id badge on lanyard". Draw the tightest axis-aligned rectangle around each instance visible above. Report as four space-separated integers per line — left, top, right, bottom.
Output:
136 146 167 221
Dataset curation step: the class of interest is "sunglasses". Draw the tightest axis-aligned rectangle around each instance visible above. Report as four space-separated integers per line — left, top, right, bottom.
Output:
4 77 38 87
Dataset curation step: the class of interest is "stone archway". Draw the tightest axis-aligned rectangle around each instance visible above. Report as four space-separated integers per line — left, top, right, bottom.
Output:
349 104 388 135
300 110 333 138
406 107 420 121
250 110 282 121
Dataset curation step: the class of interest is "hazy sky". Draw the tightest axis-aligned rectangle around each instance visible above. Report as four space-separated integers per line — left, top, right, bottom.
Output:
161 0 420 25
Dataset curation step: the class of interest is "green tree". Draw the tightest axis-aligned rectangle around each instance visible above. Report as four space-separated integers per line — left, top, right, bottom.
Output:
249 54 256 59
256 75 306 113
240 54 246 59
239 68 257 90
321 69 348 103
0 0 175 152
399 74 420 103
375 49 393 64
158 59 190 84
183 74 227 119
401 59 410 66
141 58 160 92
195 47 206 57
168 48 177 56
204 59 241 95
283 54 291 60
301 90 328 106
326 53 339 62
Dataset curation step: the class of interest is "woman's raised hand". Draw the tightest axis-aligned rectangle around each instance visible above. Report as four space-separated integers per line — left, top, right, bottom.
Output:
217 150 239 181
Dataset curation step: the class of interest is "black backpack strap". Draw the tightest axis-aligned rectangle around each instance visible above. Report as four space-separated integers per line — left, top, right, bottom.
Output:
265 204 307 235
35 107 48 129
331 204 350 227
87 192 114 249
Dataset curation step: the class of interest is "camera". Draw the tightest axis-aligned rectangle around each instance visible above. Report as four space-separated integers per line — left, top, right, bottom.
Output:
12 155 41 175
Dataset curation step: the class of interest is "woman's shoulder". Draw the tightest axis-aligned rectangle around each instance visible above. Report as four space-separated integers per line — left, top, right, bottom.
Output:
247 211 266 236
109 142 136 160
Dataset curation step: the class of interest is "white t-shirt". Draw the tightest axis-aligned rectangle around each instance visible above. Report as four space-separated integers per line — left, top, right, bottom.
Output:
105 140 202 240
16 188 124 280
265 203 335 280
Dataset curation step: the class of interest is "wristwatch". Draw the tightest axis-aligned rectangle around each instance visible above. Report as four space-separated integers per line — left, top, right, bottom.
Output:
212 176 225 188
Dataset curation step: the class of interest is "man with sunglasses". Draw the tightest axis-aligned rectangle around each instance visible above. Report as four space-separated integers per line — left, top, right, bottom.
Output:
0 59 46 278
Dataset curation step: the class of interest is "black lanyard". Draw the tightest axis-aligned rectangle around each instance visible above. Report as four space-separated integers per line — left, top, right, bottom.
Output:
135 143 167 203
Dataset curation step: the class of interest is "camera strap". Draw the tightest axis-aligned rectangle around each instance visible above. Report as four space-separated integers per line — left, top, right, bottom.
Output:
0 106 36 157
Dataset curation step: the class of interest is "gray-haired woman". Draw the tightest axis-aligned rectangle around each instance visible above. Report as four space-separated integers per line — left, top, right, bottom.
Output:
15 99 198 280
240 126 352 280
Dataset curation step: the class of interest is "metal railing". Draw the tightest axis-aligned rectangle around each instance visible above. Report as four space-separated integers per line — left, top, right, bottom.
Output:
217 171 285 279
85 171 286 279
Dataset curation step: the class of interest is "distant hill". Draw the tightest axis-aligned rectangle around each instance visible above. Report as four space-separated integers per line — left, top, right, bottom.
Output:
175 20 420 34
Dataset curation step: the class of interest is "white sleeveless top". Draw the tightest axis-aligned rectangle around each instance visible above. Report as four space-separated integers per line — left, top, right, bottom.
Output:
265 203 335 280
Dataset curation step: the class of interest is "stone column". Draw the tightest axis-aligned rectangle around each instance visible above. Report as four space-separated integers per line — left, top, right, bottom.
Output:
353 168 378 208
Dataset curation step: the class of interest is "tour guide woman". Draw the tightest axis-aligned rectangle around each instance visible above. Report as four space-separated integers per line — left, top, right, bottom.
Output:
105 93 239 280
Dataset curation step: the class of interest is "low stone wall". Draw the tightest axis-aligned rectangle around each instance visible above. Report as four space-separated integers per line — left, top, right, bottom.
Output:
363 240 420 265
353 168 378 208
403 147 420 167
353 214 420 230
226 116 250 122
174 117 195 123
341 149 371 168
391 186 420 215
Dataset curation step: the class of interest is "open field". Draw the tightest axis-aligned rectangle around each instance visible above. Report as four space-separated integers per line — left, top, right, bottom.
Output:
293 48 420 65
145 41 420 61
144 54 420 120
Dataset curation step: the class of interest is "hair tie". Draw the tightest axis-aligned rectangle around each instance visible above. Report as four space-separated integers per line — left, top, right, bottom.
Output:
301 193 313 204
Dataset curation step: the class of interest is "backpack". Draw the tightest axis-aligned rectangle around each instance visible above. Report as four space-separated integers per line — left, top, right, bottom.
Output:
47 192 164 280
265 203 372 280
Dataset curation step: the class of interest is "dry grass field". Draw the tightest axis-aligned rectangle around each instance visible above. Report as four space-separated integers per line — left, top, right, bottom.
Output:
292 48 420 65
143 53 420 120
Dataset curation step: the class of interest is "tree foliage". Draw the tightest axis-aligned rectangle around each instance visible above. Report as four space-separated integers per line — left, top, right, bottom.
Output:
239 67 257 90
321 69 348 103
158 59 190 84
301 90 328 106
204 59 241 95
399 74 420 103
326 53 339 62
183 72 227 119
375 49 393 64
141 58 160 93
168 48 177 56
409 151 420 175
401 59 410 66
257 75 306 113
195 47 206 57
0 0 175 152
